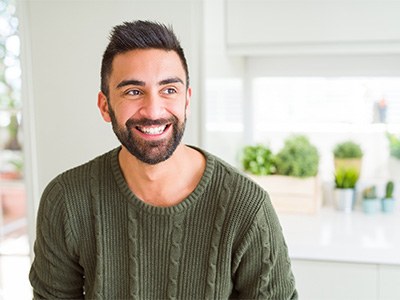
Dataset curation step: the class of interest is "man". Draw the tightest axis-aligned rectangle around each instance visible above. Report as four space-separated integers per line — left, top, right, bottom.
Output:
30 20 297 299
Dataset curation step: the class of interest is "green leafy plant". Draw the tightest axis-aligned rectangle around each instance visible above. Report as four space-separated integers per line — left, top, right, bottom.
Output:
275 135 319 178
241 144 276 176
333 141 363 159
387 133 400 160
385 181 394 199
362 185 377 200
334 167 360 189
4 113 21 150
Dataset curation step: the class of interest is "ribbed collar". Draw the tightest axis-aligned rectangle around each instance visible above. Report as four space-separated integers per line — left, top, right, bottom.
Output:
110 146 215 215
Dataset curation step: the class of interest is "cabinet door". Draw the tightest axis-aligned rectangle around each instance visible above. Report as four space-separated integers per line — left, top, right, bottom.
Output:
226 0 400 55
379 265 400 300
291 259 378 300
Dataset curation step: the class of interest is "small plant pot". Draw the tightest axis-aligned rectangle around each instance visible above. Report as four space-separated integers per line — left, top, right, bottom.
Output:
334 188 355 213
381 198 396 213
362 198 380 214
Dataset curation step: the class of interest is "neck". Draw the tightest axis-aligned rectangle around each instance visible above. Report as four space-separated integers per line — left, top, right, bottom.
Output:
118 144 206 207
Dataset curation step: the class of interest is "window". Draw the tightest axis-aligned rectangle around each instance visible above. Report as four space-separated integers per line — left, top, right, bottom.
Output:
204 75 400 182
253 77 400 130
0 0 31 298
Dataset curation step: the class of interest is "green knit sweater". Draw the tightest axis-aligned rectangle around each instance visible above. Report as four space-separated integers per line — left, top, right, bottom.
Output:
30 147 297 299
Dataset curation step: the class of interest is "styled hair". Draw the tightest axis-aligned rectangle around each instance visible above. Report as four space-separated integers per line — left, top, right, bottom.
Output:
100 20 189 97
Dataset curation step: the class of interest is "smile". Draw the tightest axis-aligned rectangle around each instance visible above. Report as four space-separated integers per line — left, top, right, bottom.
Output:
136 124 170 135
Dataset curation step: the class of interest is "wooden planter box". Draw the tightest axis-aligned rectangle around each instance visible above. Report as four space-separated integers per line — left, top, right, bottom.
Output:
248 174 322 214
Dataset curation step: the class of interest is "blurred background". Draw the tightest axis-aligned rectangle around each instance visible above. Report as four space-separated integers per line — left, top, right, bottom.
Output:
1 0 400 299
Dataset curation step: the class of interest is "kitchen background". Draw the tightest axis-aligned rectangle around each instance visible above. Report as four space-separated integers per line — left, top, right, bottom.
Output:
1 0 400 299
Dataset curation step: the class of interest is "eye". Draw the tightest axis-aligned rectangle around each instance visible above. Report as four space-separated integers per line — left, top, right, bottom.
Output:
126 89 142 96
162 87 177 95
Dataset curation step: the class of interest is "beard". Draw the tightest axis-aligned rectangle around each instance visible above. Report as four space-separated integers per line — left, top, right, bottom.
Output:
108 106 186 165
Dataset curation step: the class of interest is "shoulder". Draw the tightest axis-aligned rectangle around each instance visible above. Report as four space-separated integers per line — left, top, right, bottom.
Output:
39 147 119 212
56 147 118 186
195 147 283 248
195 146 273 219
201 147 269 203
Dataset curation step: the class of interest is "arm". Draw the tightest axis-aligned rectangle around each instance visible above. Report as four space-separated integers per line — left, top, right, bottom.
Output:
29 179 84 299
231 199 298 299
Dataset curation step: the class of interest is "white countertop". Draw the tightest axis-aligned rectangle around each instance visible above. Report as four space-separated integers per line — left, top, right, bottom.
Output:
278 207 400 265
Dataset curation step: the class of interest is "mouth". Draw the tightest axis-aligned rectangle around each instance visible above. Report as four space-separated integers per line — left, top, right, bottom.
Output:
135 124 171 136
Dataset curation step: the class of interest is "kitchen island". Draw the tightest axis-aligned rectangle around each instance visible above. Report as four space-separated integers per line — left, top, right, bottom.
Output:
278 207 400 300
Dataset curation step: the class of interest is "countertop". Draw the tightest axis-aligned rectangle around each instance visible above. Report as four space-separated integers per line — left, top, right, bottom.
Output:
277 207 400 265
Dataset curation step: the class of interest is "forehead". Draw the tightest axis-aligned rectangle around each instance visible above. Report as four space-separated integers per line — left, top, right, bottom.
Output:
110 49 185 82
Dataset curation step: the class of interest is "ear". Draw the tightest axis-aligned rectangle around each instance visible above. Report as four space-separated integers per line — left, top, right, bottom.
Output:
97 91 111 122
185 87 192 116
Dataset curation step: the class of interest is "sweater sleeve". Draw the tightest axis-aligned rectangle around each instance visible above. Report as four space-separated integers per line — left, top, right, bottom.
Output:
29 178 84 299
231 198 298 299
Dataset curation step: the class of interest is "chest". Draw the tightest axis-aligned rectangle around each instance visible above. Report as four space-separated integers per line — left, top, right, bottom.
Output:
80 199 236 299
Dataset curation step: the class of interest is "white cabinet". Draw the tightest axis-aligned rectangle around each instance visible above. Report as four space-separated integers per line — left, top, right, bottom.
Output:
291 259 400 300
379 265 400 300
226 0 400 55
292 259 378 300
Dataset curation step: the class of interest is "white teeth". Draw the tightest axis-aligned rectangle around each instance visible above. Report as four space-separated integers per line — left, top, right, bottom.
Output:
139 125 167 135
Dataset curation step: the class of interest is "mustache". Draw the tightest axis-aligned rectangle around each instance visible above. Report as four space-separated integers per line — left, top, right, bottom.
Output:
125 117 177 128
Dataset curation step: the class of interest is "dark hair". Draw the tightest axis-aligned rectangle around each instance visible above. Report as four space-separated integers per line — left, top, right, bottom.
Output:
100 20 189 97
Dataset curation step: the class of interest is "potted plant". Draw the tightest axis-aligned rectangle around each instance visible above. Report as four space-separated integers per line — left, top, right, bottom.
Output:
0 152 25 221
387 133 400 160
241 144 276 176
243 135 321 214
333 167 360 213
275 135 319 178
333 140 363 174
362 185 380 214
0 156 23 180
382 180 396 213
4 112 22 151
387 133 400 179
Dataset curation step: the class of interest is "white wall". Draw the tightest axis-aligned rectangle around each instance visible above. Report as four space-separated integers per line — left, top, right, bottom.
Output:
19 0 203 211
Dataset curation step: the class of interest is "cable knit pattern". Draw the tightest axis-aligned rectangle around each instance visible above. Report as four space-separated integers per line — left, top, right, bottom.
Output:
168 213 184 299
127 207 139 299
258 213 270 298
29 146 298 299
90 159 104 299
205 168 230 299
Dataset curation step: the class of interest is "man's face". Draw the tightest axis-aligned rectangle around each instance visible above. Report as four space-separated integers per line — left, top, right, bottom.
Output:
98 49 191 165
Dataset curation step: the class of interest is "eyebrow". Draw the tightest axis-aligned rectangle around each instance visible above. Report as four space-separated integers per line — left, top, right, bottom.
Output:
116 79 145 89
116 77 184 89
159 77 184 86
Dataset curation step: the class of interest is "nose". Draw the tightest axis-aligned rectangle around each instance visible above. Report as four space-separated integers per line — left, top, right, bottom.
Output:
138 93 164 119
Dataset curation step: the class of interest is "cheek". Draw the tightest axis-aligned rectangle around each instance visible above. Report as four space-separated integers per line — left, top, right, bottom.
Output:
170 105 187 120
173 98 189 115
113 103 139 123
